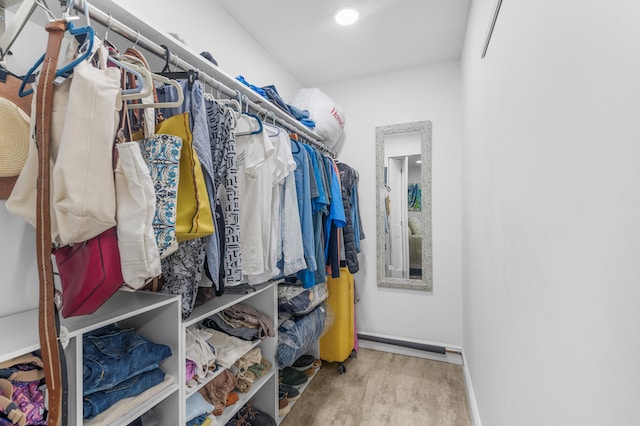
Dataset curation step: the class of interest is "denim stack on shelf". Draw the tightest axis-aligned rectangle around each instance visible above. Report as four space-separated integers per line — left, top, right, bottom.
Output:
82 325 172 419
277 304 327 367
278 282 328 316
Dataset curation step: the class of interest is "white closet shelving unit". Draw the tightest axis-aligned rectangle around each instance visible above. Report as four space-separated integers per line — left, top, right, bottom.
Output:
0 291 183 426
183 280 279 424
0 283 280 425
61 292 183 425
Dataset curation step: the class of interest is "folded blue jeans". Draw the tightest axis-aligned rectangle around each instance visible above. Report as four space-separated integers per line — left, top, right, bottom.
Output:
83 368 166 419
83 325 172 396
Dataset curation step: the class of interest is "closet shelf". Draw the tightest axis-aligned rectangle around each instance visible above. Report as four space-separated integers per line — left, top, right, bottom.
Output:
61 290 178 338
183 282 278 418
0 291 178 364
184 338 263 398
0 309 39 363
84 377 178 426
184 280 280 328
217 370 276 426
185 365 224 398
277 368 320 425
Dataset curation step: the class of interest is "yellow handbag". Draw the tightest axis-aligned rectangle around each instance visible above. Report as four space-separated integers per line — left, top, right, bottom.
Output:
151 112 214 242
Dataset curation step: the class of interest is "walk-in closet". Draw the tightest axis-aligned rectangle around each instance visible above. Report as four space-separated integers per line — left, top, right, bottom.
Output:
2 0 638 425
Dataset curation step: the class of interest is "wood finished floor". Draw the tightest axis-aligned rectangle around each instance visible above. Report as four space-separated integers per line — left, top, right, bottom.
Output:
281 348 471 426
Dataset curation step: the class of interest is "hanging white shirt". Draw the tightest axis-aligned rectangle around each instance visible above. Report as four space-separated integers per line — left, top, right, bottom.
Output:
236 115 275 276
248 125 299 284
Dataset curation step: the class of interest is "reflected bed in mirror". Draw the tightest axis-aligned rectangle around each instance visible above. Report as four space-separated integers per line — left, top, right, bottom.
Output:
376 121 432 291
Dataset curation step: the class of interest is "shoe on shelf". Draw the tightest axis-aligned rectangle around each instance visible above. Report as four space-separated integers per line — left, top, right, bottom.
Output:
251 407 277 426
291 354 315 371
236 403 278 426
279 367 308 388
302 367 316 377
248 359 271 378
279 383 300 402
227 403 276 426
279 391 291 417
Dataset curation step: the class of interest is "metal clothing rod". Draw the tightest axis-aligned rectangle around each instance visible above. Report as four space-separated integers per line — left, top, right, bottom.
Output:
74 0 336 157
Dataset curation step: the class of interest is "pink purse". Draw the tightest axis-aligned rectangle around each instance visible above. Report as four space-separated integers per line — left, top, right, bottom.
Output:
53 227 124 317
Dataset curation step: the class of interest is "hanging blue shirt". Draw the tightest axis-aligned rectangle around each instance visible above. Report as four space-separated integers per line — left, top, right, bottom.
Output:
324 157 346 260
302 145 329 214
290 141 317 287
301 145 330 285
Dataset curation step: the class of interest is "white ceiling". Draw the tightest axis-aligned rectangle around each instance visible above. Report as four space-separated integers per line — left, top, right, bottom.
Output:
214 0 472 86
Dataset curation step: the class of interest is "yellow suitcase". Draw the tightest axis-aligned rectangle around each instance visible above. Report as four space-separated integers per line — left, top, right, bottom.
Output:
319 267 355 373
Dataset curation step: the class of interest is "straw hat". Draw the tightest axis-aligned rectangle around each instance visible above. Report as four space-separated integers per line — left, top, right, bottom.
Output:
0 73 32 200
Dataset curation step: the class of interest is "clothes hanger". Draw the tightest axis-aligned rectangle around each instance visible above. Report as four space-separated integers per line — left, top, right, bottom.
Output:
236 113 263 136
118 46 185 108
213 96 239 129
115 55 153 100
79 34 148 98
52 0 94 79
156 45 198 90
212 96 239 128
218 95 241 112
263 112 281 137
99 13 144 97
264 123 281 138
126 72 184 109
237 94 264 136
109 58 145 97
268 110 277 125
19 0 95 97
218 90 245 115
227 92 262 136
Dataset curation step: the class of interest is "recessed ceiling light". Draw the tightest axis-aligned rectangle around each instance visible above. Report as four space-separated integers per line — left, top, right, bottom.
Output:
416 160 423 164
335 8 359 26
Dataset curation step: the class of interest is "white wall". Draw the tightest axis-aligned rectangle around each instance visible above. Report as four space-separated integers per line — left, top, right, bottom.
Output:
110 0 302 100
462 1 640 425
321 61 464 346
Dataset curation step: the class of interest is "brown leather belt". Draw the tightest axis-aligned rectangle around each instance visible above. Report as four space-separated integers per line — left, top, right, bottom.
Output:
35 20 68 426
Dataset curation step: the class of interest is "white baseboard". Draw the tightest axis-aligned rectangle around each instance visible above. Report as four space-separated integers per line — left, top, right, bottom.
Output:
461 353 482 426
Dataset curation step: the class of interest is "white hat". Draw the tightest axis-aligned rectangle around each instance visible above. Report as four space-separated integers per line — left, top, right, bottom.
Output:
0 74 31 199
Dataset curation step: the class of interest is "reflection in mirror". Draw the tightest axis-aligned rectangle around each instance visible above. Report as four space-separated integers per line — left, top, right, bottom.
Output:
376 121 432 291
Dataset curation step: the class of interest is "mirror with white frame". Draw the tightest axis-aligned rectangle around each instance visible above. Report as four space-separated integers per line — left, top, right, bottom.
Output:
376 121 432 290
